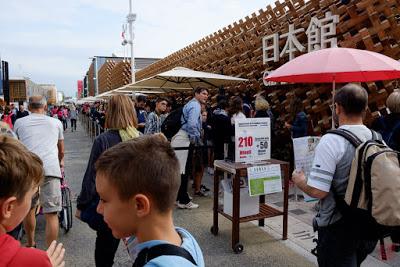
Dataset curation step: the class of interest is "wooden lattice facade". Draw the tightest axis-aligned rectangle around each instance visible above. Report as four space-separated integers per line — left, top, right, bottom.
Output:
133 0 400 134
98 60 117 94
88 63 95 97
110 61 131 90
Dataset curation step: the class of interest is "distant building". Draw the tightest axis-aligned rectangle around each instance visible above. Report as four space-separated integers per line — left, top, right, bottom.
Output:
8 78 58 105
1 60 10 103
84 56 160 96
38 84 58 105
57 91 64 104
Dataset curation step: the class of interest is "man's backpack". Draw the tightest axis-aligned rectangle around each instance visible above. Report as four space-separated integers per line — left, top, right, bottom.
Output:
132 243 196 267
327 129 400 240
161 107 185 140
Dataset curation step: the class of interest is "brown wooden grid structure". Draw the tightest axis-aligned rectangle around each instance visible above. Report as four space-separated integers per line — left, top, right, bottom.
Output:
98 60 117 94
130 0 400 134
110 61 131 90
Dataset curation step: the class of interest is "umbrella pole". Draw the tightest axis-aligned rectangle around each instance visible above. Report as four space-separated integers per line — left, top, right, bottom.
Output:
331 79 336 129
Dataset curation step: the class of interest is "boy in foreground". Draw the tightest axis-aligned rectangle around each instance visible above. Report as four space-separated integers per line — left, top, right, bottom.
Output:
95 134 204 267
0 136 65 267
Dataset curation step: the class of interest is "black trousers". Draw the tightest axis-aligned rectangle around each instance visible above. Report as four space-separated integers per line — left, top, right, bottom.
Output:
70 119 77 130
177 145 194 204
95 226 120 267
317 222 377 267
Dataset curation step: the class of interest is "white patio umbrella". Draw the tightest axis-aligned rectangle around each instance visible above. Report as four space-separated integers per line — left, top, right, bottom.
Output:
76 96 100 104
121 66 248 92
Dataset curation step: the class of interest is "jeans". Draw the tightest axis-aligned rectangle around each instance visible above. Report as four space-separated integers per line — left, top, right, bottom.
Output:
317 220 377 267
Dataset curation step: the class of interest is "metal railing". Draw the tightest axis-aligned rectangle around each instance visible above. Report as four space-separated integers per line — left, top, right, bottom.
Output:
79 113 104 142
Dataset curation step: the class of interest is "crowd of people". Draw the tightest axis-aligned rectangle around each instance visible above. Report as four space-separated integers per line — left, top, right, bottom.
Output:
0 84 399 267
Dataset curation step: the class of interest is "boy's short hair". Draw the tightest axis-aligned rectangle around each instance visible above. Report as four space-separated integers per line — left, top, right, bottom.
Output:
0 136 43 201
95 134 180 213
334 83 368 116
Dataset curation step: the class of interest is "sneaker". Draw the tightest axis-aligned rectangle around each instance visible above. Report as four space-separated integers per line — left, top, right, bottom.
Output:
207 167 214 175
201 184 210 192
194 191 208 197
177 201 199 209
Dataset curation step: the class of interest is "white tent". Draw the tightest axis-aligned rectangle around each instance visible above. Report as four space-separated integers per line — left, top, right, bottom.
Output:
120 66 247 92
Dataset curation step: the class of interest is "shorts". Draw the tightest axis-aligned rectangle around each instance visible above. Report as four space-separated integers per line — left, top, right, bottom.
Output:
39 176 62 213
31 188 40 210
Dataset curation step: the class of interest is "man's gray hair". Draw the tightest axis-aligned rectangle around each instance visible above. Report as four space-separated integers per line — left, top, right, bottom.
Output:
28 96 47 109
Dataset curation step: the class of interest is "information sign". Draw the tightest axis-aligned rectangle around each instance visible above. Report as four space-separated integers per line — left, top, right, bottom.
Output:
235 118 271 163
247 164 282 196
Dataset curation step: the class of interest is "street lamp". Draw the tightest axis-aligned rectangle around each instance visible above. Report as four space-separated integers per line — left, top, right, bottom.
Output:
122 0 136 84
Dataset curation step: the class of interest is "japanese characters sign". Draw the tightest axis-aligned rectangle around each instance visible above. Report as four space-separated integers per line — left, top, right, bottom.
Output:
235 118 271 163
263 12 339 64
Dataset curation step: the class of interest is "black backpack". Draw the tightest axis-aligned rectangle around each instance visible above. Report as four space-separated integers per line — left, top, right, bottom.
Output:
161 107 186 140
132 244 196 267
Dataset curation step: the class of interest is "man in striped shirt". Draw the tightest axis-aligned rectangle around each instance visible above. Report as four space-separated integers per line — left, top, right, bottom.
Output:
292 84 377 267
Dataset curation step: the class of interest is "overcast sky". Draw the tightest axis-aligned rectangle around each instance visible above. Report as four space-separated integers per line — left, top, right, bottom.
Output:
0 0 274 97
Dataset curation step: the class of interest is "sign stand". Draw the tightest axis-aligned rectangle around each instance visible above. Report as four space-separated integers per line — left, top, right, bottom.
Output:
211 118 289 253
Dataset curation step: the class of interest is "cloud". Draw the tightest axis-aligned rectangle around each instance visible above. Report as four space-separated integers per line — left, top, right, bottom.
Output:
0 0 275 96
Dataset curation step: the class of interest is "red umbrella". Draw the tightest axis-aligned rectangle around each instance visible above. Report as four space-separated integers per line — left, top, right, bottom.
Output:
265 47 400 83
265 47 400 127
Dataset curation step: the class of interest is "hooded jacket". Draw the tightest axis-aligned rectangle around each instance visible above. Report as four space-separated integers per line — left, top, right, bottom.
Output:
0 233 51 266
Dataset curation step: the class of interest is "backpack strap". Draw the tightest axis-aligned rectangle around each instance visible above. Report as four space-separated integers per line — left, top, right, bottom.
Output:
326 129 362 147
132 244 197 267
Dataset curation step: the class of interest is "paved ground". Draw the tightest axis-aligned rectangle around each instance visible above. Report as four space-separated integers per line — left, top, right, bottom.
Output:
29 118 399 266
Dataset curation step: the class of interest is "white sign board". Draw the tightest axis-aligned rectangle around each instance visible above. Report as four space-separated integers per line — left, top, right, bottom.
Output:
292 136 321 202
247 164 282 196
235 118 271 163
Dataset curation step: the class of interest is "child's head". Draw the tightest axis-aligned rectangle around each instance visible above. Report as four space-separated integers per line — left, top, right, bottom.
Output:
95 134 180 239
0 136 43 233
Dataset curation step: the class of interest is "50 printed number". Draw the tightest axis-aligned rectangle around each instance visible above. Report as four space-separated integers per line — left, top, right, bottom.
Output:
238 136 253 148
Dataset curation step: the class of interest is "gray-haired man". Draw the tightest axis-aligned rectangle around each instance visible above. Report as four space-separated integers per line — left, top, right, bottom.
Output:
14 95 64 247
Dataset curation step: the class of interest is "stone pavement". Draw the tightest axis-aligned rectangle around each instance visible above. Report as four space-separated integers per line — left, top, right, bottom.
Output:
30 119 398 266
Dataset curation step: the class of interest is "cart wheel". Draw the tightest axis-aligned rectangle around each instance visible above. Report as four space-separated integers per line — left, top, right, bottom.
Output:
210 226 219 236
234 243 244 254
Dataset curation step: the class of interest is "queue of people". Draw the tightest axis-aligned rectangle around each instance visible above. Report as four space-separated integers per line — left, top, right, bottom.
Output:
0 84 399 267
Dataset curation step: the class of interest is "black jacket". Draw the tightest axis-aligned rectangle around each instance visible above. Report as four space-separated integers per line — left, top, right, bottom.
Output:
77 130 122 210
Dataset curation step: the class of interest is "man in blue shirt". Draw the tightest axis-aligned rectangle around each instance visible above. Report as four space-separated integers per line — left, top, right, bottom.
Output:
135 95 147 133
172 87 209 209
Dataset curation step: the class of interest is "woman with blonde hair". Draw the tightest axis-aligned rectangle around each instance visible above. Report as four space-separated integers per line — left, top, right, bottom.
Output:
76 94 139 267
254 95 275 132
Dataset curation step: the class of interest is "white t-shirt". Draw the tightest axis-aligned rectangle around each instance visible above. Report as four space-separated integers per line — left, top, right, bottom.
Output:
307 124 373 192
231 112 246 125
14 113 64 178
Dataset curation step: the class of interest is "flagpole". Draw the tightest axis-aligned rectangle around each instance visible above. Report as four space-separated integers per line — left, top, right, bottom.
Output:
127 0 136 84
